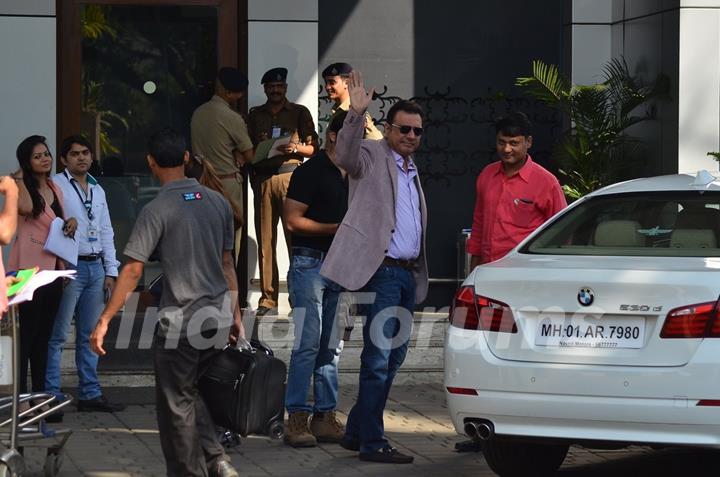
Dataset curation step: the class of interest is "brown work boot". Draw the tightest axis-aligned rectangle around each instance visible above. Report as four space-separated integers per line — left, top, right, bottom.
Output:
284 411 317 447
310 411 345 443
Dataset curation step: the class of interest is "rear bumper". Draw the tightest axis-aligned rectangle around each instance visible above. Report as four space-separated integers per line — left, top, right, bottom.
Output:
447 392 720 446
445 326 720 446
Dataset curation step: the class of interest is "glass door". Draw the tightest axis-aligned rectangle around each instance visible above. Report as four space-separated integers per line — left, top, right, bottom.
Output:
59 0 245 288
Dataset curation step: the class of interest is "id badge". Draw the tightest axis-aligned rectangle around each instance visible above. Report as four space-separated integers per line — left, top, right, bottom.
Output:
271 126 281 139
88 224 99 242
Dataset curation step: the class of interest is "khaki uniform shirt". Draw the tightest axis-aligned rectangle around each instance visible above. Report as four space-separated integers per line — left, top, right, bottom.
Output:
248 99 318 174
331 98 384 140
191 95 253 176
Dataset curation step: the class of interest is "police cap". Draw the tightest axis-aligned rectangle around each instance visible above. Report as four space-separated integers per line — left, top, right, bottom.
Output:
261 67 288 84
217 67 248 92
322 62 353 78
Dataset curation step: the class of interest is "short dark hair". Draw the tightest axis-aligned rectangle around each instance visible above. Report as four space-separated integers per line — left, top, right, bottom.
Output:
328 110 348 134
217 67 248 92
387 100 424 125
147 128 187 168
495 112 532 137
60 134 93 159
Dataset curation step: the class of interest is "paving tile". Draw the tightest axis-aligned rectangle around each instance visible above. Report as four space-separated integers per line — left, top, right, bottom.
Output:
5 384 718 476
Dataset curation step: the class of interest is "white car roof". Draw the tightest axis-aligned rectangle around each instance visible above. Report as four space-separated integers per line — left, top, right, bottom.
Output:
590 171 720 196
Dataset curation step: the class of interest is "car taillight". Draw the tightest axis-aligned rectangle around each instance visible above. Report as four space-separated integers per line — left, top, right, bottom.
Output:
696 400 720 406
449 286 517 333
660 301 720 338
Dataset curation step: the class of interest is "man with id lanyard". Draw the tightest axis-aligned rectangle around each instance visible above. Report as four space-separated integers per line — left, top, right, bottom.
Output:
45 134 125 420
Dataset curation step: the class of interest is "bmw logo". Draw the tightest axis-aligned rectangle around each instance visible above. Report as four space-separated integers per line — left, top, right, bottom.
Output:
578 287 594 306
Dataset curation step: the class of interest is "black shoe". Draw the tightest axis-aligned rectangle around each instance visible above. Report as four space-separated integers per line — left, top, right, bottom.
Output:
255 306 278 317
359 445 414 464
339 436 360 452
77 395 126 413
44 411 64 423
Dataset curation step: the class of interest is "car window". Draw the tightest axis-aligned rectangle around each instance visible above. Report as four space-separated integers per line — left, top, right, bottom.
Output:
522 191 720 257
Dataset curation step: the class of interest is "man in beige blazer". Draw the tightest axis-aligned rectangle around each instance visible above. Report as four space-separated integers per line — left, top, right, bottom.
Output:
320 70 428 464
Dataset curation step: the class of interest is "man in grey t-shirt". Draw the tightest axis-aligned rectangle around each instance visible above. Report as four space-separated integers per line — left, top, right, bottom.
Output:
91 128 244 477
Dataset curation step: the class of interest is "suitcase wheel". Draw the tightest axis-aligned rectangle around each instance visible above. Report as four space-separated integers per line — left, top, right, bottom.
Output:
268 421 284 440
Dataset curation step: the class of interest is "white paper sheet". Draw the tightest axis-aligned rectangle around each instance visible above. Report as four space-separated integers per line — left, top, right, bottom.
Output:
8 269 77 306
44 217 79 265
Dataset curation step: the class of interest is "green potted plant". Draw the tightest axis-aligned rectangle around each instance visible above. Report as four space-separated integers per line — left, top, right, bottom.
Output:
516 58 668 200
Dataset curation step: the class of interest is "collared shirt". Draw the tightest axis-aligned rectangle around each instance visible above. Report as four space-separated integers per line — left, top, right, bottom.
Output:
52 171 120 276
387 150 422 260
331 99 383 140
467 156 567 264
248 98 318 173
125 178 234 337
191 95 253 176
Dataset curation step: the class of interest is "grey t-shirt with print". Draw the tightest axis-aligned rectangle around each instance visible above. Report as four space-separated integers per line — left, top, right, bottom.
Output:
125 178 234 338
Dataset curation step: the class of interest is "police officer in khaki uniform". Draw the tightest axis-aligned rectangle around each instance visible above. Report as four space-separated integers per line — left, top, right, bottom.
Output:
191 67 253 257
322 62 383 140
248 67 319 316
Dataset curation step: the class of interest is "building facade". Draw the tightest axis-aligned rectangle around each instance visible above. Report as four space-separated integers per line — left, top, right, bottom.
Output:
0 0 718 311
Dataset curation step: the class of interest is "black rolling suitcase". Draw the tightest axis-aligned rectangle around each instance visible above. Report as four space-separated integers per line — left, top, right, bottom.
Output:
199 340 286 439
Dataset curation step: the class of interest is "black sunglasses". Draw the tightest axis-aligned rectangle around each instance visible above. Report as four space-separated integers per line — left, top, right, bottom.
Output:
391 123 424 136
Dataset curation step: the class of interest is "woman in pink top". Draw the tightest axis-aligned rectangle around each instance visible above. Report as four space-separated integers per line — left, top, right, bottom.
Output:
9 135 77 395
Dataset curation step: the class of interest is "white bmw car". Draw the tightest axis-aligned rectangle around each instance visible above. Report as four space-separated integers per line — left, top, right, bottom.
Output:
445 171 720 476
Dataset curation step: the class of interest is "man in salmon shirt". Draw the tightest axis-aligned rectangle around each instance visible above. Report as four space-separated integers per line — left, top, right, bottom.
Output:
468 112 567 268
459 112 566 453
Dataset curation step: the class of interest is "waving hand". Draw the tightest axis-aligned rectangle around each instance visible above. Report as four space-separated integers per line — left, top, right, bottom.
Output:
348 70 374 115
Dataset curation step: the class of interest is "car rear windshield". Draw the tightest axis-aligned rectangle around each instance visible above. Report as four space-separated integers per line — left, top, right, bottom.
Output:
522 191 720 257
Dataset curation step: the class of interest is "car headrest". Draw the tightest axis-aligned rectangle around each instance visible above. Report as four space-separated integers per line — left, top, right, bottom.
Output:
670 229 717 248
594 220 645 247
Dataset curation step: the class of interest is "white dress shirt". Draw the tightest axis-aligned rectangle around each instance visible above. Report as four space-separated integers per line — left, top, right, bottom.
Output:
52 171 120 277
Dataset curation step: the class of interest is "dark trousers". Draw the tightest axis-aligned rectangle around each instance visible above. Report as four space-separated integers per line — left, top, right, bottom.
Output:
344 264 415 453
153 333 226 477
17 280 63 394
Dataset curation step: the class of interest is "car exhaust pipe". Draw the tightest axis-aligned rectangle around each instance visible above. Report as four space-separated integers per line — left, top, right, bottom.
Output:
463 419 494 441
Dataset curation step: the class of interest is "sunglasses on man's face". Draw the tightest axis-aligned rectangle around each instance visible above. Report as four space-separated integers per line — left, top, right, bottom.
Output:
391 123 424 136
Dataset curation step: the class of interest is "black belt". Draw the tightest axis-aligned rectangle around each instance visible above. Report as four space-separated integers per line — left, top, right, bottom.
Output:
253 160 301 176
78 254 102 261
276 163 299 175
292 247 324 260
382 256 416 270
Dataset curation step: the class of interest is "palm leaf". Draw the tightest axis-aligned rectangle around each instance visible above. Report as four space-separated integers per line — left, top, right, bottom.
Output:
81 5 116 40
515 60 570 106
516 56 668 200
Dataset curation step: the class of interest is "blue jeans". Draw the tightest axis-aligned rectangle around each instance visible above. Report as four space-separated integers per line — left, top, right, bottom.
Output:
285 250 343 414
45 259 105 401
344 264 415 453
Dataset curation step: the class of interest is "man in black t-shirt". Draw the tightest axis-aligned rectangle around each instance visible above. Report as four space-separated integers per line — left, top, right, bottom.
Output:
282 111 348 448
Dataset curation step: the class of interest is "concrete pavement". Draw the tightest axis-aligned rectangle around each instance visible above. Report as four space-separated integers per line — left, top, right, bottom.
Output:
11 383 720 476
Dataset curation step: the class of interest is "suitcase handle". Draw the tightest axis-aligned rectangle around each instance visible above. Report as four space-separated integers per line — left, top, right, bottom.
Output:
225 339 255 353
222 338 274 357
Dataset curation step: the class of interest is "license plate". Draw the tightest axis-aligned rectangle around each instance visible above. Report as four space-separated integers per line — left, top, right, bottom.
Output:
535 315 646 349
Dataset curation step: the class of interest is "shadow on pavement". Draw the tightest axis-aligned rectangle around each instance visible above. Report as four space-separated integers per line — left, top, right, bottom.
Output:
560 447 720 476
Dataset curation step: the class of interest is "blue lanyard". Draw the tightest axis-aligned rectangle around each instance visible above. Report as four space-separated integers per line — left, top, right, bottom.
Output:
64 170 94 221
